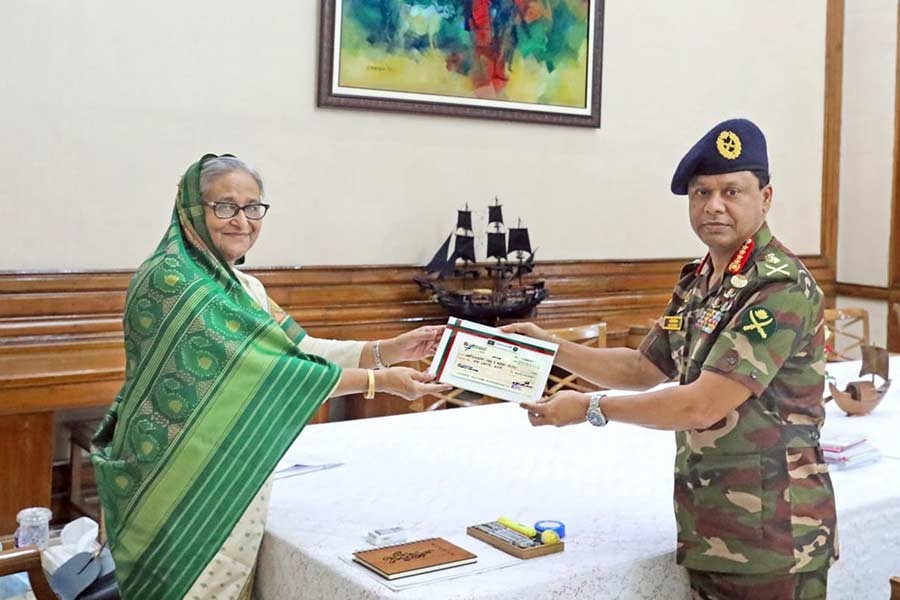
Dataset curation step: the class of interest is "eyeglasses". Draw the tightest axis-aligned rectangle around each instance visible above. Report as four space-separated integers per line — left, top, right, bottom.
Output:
203 201 270 220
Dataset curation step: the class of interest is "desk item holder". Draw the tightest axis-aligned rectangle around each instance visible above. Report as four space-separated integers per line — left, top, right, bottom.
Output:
467 521 564 559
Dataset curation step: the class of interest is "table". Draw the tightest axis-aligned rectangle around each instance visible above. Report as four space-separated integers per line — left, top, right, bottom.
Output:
257 358 900 599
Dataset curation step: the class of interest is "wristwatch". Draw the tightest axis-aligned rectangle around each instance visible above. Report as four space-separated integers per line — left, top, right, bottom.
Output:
586 392 608 427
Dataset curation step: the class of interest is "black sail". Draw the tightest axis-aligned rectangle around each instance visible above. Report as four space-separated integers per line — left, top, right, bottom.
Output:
424 233 455 277
456 209 473 231
488 204 503 225
487 231 507 260
454 234 476 262
508 227 532 254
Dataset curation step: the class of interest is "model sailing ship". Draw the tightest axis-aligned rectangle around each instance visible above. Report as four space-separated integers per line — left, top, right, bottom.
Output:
415 199 548 325
827 345 892 415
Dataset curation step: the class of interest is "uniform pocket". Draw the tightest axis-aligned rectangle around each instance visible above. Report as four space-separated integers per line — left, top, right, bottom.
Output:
786 447 837 568
690 452 764 541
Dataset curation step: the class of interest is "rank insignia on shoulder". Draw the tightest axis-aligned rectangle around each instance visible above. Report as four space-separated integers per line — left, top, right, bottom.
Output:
661 315 683 331
730 274 748 288
765 252 781 264
763 263 790 277
741 306 777 340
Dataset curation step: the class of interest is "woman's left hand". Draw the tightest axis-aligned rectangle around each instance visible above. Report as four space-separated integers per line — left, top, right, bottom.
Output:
381 325 445 364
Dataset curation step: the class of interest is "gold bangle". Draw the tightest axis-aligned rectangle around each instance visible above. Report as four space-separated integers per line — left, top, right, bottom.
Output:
364 369 376 400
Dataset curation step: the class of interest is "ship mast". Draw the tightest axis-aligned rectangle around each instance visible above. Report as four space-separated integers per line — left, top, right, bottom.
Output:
508 218 534 280
486 197 507 263
452 203 476 267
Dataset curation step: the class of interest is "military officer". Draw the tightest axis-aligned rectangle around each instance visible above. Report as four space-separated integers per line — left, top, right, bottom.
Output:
504 118 837 599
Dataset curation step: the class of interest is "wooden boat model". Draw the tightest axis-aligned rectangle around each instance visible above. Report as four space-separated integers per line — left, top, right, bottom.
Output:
827 345 892 416
415 199 548 325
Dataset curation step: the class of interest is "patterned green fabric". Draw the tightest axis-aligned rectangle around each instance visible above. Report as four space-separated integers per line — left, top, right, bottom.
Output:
640 223 838 574
91 155 341 599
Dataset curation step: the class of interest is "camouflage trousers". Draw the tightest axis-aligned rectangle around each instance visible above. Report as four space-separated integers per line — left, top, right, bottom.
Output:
688 567 829 600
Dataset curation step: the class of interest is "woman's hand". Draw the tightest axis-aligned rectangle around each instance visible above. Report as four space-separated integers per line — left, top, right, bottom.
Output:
520 391 590 427
380 325 445 364
378 367 452 401
499 321 553 342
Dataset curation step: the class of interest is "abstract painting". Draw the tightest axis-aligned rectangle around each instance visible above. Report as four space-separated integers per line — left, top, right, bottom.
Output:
318 0 604 126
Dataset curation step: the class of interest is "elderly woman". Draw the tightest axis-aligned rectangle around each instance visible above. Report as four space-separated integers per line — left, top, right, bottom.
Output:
92 154 448 600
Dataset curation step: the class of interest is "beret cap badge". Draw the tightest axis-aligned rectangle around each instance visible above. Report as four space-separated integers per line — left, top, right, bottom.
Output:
716 130 742 160
670 118 768 195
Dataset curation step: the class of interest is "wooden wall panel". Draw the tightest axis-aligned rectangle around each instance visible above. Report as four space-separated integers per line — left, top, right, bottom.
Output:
821 0 844 271
0 412 53 533
0 255 835 413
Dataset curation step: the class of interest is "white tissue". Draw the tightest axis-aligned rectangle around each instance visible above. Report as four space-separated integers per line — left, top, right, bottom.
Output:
60 517 99 552
42 517 101 575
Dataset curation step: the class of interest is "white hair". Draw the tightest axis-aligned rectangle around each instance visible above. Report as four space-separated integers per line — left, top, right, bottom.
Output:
199 156 265 200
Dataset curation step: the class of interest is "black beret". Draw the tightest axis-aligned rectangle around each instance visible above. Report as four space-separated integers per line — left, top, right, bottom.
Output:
670 118 768 195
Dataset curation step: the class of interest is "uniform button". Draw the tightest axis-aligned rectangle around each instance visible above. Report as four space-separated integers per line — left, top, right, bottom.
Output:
725 350 739 366
750 371 758 379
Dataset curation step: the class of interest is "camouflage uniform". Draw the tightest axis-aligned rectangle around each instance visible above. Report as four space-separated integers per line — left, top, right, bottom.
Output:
639 223 838 589
689 568 828 600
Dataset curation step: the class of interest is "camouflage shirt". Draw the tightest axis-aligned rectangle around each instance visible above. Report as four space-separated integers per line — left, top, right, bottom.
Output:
640 223 838 574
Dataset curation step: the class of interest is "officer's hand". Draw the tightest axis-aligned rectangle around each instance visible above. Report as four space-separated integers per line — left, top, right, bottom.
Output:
520 391 590 427
499 322 552 342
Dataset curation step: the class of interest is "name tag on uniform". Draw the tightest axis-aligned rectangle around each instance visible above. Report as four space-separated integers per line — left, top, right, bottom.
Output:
661 315 683 331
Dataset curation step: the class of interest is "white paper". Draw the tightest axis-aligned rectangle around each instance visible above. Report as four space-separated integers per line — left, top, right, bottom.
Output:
429 318 558 403
274 451 344 480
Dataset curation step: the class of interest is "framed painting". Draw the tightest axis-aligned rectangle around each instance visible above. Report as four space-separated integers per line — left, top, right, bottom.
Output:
317 0 605 127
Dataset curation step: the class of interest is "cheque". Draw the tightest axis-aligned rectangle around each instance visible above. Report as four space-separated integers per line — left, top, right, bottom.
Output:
429 318 558 403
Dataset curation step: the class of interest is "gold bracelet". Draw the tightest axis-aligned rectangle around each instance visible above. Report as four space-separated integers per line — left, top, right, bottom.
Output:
364 369 376 400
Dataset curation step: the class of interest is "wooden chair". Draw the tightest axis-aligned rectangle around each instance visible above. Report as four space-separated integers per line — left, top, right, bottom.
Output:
544 323 607 394
0 545 55 600
893 303 900 337
823 308 870 361
891 575 900 600
66 419 102 521
409 359 503 412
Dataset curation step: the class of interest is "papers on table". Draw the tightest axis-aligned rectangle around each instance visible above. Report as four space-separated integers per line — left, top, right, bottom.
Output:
274 452 343 480
429 318 558 403
821 433 881 470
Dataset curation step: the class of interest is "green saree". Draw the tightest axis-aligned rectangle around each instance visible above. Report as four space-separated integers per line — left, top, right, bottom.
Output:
92 155 341 599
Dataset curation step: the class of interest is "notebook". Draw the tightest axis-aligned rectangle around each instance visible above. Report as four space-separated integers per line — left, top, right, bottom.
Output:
820 432 866 453
352 537 477 580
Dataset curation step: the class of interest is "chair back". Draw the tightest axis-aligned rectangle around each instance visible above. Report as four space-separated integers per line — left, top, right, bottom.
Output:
548 323 607 347
893 303 900 337
823 307 870 361
0 545 56 600
544 322 607 394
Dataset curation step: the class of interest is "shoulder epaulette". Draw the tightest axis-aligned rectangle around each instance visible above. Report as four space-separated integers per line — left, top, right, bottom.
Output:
754 248 798 283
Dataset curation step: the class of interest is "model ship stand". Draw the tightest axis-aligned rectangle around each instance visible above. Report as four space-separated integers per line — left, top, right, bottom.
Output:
415 199 548 326
827 345 892 416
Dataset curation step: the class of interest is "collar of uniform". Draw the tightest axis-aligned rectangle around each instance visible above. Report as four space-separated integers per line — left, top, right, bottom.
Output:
750 222 773 251
694 223 773 277
725 222 773 275
694 254 711 276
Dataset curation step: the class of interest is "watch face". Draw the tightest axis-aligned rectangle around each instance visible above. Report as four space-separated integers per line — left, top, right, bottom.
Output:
587 409 604 427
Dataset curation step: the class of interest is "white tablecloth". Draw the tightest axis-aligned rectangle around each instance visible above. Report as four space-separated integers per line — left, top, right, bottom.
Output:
256 358 900 599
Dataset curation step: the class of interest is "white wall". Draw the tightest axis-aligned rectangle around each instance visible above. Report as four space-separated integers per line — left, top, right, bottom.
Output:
835 1 896 354
837 0 896 287
2 0 826 271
